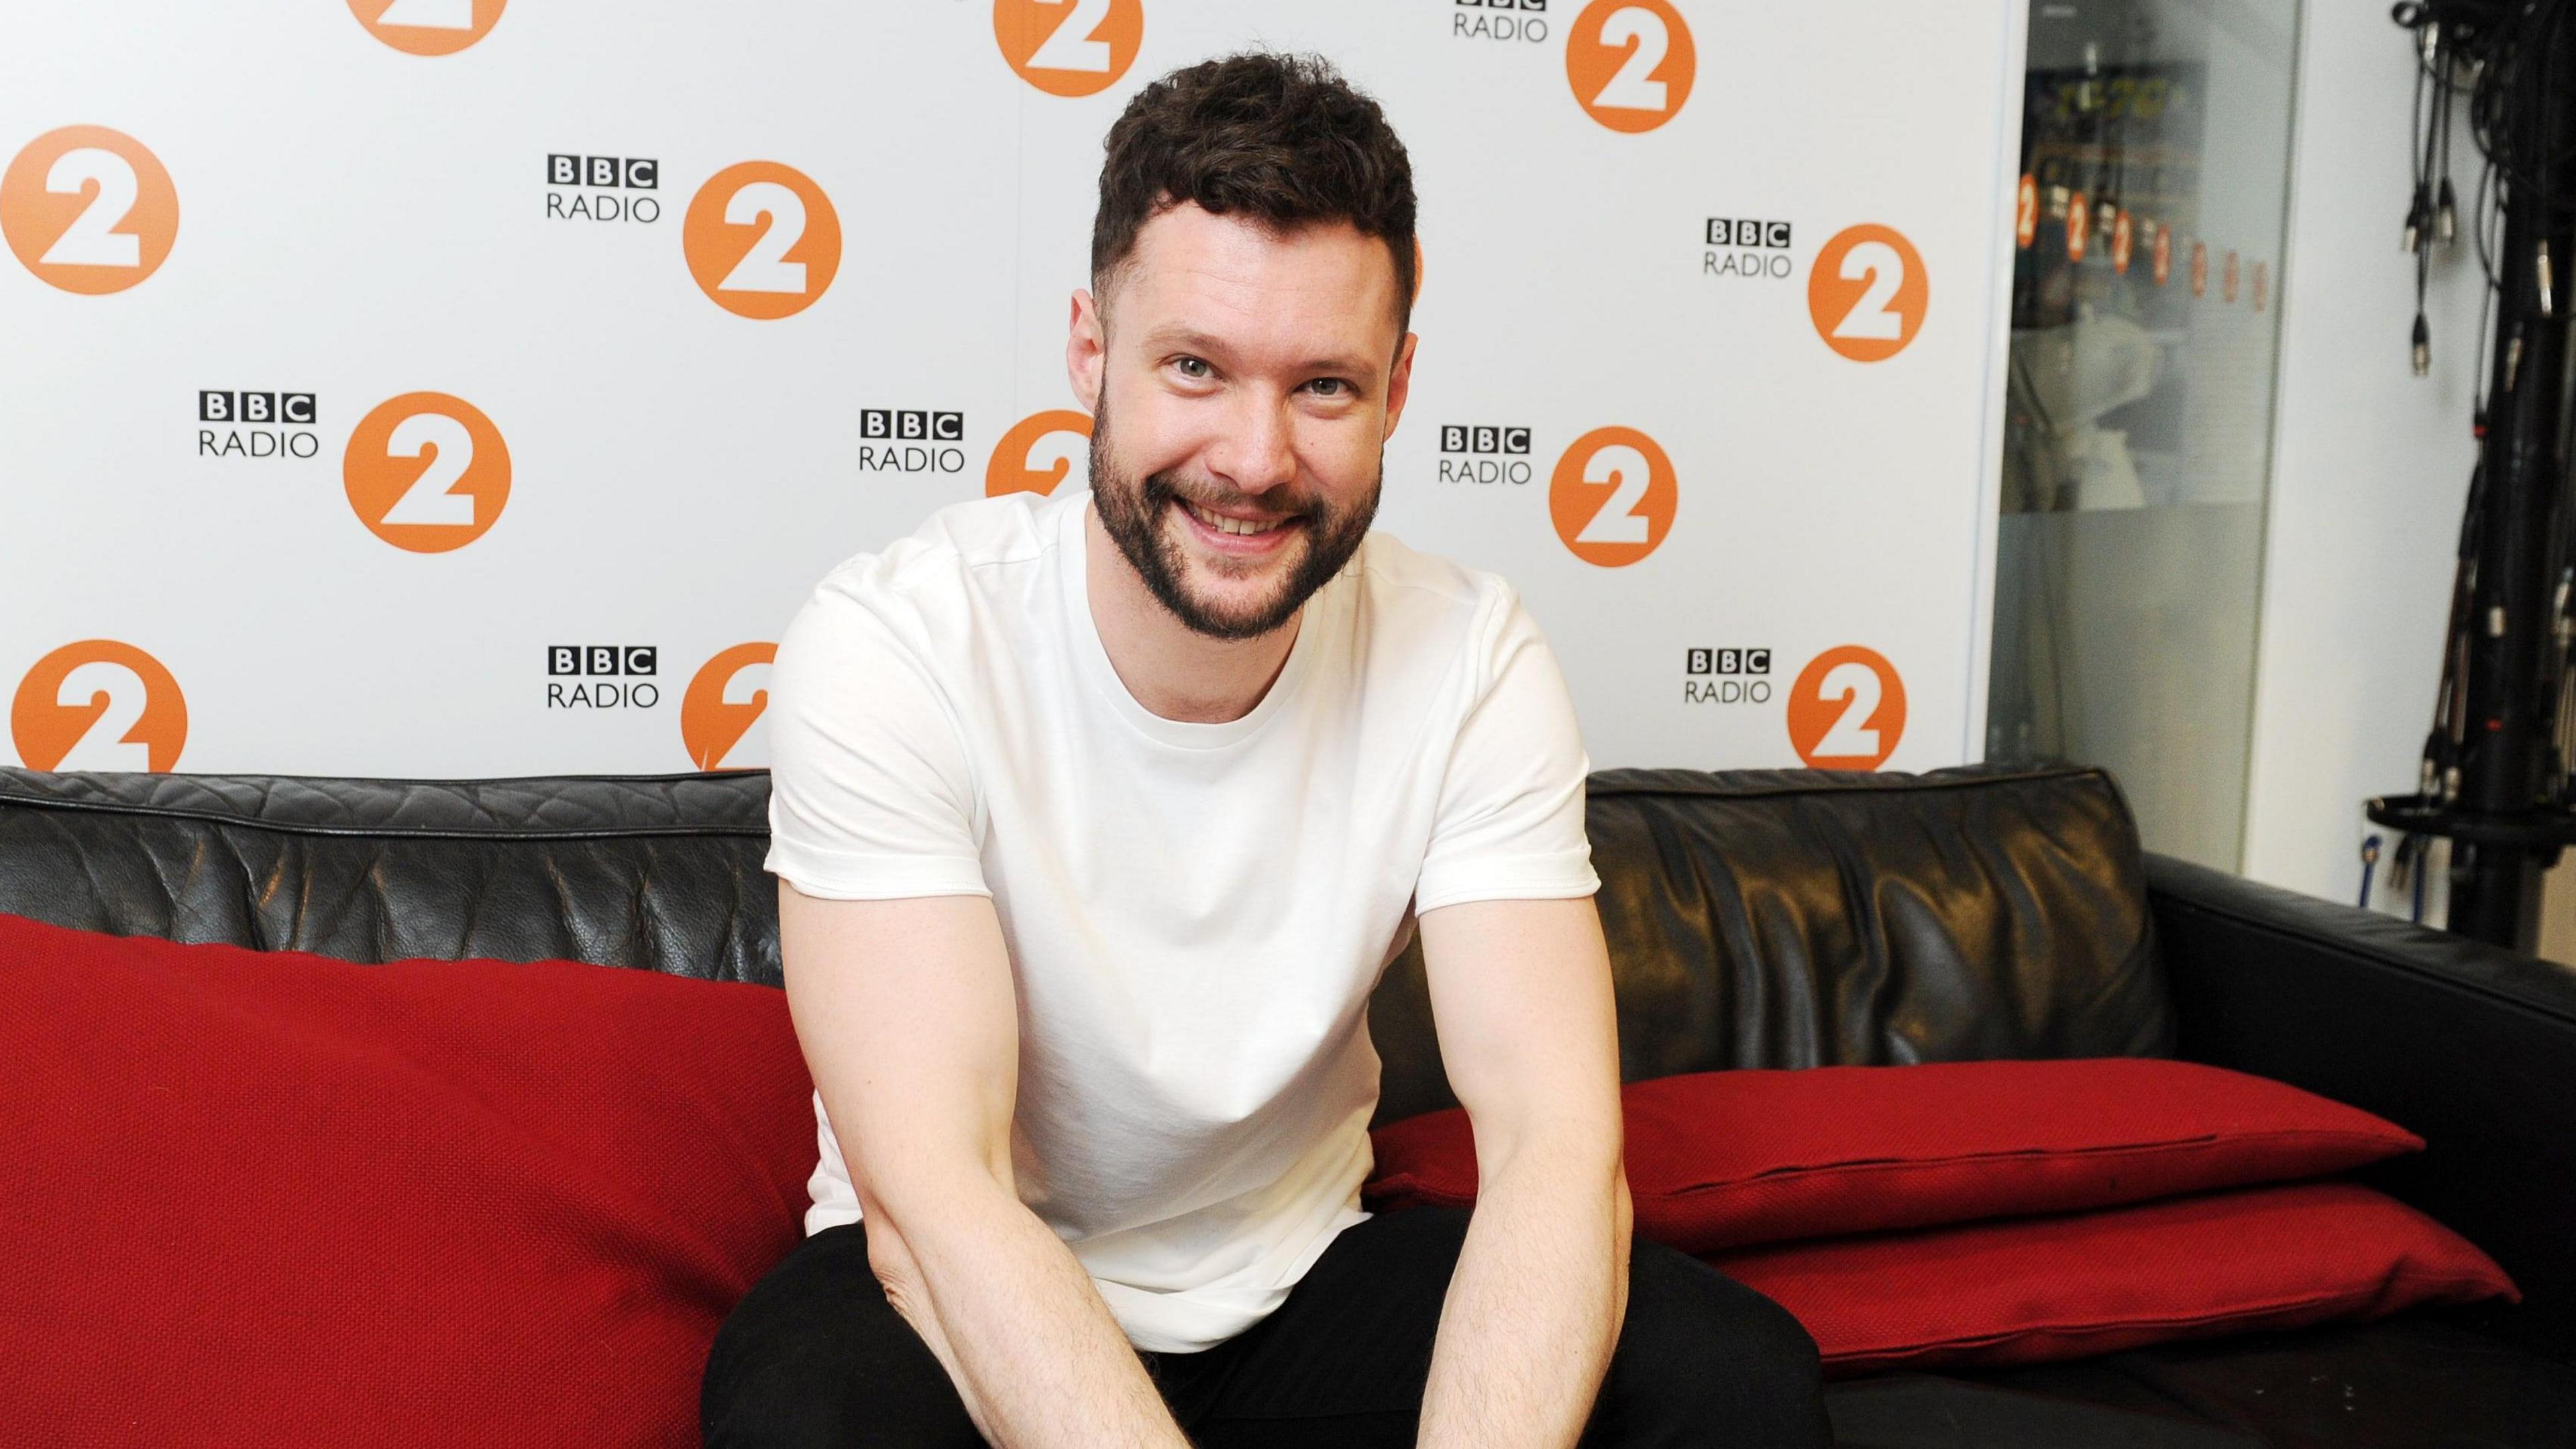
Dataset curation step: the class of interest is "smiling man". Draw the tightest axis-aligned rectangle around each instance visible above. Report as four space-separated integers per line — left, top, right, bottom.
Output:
701 52 1831 1449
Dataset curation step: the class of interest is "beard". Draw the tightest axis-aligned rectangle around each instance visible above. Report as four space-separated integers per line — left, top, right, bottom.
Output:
1087 391 1382 641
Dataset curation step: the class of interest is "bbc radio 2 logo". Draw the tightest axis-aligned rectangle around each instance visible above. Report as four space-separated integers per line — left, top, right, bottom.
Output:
549 645 658 710
988 411 1092 497
684 162 841 319
1702 215 1930 361
861 409 969 476
547 154 657 225
1440 425 1532 486
1809 225 1929 363
1551 427 1676 566
1787 646 1907 770
1683 647 1770 706
1705 218 1794 280
2 127 178 294
201 390 320 460
1454 0 1549 45
682 644 775 771
9 641 188 772
996 0 1144 96
1567 0 1694 133
343 393 511 553
349 0 506 56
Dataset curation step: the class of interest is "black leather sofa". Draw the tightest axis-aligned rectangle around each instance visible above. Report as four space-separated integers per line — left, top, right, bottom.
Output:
4 759 2573 1447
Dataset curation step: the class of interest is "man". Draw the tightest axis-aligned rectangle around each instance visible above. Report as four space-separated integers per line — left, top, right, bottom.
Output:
702 52 1831 1449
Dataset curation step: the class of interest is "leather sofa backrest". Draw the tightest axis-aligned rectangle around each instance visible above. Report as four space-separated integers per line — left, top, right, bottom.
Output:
1370 765 2172 1120
0 770 783 985
0 761 2170 1124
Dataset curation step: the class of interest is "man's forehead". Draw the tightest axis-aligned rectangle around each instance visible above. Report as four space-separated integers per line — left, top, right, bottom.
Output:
1112 203 1404 354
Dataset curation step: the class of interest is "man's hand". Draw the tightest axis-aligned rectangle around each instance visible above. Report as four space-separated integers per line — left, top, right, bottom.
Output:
1411 894 1630 1449
780 883 1193 1449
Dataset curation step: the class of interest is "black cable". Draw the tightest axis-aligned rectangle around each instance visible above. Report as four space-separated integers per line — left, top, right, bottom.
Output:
2475 154 2500 417
2410 40 2432 253
2438 25 2461 246
2410 25 2443 370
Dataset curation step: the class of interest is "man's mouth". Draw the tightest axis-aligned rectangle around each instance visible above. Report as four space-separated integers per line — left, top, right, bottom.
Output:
1175 497 1299 541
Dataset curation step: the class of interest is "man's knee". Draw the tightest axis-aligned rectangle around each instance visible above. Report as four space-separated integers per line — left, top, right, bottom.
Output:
1587 1240 1833 1448
702 1316 876 1449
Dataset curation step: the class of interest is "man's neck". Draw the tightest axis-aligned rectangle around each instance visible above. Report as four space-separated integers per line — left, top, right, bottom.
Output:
1083 496 1301 725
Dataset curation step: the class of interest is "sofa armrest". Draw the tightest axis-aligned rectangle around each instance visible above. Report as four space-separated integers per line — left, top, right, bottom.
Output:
2145 851 2576 1362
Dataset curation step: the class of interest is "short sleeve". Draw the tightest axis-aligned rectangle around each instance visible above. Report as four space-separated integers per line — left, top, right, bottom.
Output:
761 582 991 900
1412 583 1602 913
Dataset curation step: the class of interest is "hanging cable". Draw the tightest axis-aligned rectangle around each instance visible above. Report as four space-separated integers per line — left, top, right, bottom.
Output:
2372 0 2576 947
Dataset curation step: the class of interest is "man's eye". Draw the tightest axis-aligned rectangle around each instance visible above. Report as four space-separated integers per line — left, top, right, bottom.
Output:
1307 378 1348 397
1173 357 1210 380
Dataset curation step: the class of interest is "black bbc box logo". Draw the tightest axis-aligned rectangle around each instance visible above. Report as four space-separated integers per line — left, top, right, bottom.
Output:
1440 426 1531 454
1686 648 1772 675
549 646 659 676
1706 219 1794 248
547 156 659 189
861 410 965 441
1456 0 1547 7
201 392 316 425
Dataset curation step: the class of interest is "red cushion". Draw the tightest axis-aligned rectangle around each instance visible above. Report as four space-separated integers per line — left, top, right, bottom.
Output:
0 910 816 1447
1709 1179 2518 1375
1364 1059 2422 1252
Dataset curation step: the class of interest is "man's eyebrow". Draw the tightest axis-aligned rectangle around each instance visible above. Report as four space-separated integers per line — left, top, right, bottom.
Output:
1139 326 1236 358
1299 350 1383 380
1138 326 1381 380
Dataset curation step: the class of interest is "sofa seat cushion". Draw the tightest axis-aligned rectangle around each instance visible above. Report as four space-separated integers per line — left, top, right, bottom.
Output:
0 910 816 1447
1911 1314 2576 1448
1364 1058 2422 1252
1711 1179 2516 1378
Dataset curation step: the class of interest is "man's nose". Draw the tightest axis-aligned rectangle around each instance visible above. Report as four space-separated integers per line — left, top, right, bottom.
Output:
1205 392 1298 499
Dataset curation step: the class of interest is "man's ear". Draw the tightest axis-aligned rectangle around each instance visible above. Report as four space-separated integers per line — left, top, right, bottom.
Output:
1383 331 1419 443
1066 288 1106 413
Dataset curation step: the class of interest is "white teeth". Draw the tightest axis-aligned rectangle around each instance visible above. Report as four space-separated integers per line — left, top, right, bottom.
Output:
1183 500 1284 537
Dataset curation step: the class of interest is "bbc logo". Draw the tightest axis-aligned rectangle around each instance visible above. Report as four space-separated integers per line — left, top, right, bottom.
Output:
862 410 965 441
1440 426 1531 455
1686 648 1771 675
546 156 658 190
549 646 658 676
1705 220 1794 248
1456 0 1546 7
200 392 316 425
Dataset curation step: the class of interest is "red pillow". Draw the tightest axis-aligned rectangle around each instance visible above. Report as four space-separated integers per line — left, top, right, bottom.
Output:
1708 1180 2518 1375
0 910 817 1448
1364 1059 2422 1252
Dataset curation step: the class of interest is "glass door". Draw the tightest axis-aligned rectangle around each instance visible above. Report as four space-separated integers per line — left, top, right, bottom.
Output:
1986 0 2302 868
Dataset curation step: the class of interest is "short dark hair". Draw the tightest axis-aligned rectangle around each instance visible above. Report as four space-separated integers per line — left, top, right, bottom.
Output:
1091 52 1417 337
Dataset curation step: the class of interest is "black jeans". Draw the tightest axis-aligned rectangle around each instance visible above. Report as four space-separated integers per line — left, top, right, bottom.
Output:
701 1205 1833 1448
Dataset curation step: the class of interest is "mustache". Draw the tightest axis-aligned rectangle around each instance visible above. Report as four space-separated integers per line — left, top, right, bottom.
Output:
1141 470 1320 522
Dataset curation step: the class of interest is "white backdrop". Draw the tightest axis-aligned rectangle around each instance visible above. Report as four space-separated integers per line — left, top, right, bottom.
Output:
1 1 2025 780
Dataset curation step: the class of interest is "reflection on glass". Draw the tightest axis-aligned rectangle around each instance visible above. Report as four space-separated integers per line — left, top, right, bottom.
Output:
1987 0 2298 869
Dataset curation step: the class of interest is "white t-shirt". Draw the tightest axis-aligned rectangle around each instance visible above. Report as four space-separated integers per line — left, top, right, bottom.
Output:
760 485 1601 1353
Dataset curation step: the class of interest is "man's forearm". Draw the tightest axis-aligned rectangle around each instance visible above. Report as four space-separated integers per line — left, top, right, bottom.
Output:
1416 1139 1631 1449
877 1183 1191 1449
